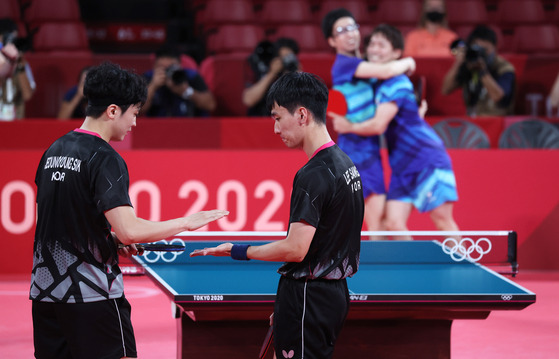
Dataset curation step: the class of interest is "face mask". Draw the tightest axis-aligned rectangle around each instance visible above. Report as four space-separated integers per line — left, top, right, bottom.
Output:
425 11 445 23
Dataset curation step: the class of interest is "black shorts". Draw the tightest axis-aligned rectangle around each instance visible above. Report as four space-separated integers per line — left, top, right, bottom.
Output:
273 276 350 359
32 296 137 359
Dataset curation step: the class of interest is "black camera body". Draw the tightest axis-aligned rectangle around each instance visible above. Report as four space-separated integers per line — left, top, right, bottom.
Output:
465 44 486 63
2 31 16 46
1 31 31 53
450 39 487 64
248 40 276 75
165 64 187 86
281 53 299 73
248 40 299 75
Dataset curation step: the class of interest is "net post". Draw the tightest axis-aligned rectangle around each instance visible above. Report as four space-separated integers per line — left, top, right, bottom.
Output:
508 231 518 277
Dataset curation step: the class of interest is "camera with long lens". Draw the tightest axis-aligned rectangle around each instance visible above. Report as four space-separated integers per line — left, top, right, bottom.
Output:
248 40 276 74
465 44 486 63
165 64 187 86
248 40 299 75
450 39 486 63
1 32 31 53
281 53 299 73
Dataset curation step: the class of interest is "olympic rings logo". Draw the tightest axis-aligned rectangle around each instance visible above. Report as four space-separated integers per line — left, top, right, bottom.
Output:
442 237 492 262
501 295 513 301
141 238 186 263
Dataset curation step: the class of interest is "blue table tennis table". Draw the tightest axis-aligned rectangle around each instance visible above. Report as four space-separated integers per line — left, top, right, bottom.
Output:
132 239 535 359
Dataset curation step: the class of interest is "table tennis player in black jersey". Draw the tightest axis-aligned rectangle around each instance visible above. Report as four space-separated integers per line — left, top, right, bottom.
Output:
30 62 228 359
191 71 365 359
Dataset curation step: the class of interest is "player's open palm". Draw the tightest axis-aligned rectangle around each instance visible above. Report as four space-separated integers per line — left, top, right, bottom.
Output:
185 210 229 231
190 243 233 257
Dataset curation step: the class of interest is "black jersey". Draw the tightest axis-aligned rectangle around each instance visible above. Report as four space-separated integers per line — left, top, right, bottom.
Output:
278 144 364 280
30 130 132 303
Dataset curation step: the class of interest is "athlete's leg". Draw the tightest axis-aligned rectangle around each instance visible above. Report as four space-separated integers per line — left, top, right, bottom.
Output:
430 202 461 249
364 193 386 240
429 202 459 232
384 200 414 240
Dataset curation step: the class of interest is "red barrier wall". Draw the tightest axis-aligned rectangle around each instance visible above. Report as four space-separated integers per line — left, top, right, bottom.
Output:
1 149 558 274
2 116 557 151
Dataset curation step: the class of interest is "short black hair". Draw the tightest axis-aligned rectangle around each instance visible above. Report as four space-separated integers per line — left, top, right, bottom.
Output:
368 24 405 53
321 8 355 40
266 72 329 125
274 37 299 55
0 18 17 34
154 44 181 61
467 25 497 46
84 62 147 118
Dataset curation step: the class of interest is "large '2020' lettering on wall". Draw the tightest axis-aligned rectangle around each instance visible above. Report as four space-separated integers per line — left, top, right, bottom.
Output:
129 179 286 231
1 178 287 234
1 180 35 234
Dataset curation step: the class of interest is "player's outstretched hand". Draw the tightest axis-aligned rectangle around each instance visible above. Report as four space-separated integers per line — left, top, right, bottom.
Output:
185 210 229 231
190 243 233 257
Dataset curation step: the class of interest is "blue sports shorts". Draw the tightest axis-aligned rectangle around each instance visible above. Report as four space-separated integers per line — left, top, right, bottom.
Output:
387 167 458 212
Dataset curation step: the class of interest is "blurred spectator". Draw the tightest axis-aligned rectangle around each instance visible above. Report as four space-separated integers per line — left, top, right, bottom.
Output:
142 45 216 117
57 66 91 120
242 37 301 116
404 0 458 57
442 25 515 117
0 18 36 121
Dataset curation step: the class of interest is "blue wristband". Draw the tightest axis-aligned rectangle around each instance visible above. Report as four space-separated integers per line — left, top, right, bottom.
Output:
231 244 251 261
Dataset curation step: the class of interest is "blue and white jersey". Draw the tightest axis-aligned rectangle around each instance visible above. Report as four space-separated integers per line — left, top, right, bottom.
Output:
330 54 386 196
331 54 377 123
375 74 452 175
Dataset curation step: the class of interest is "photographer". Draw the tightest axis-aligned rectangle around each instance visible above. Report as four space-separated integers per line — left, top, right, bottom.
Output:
0 18 35 121
142 44 216 117
441 25 515 117
242 37 301 116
